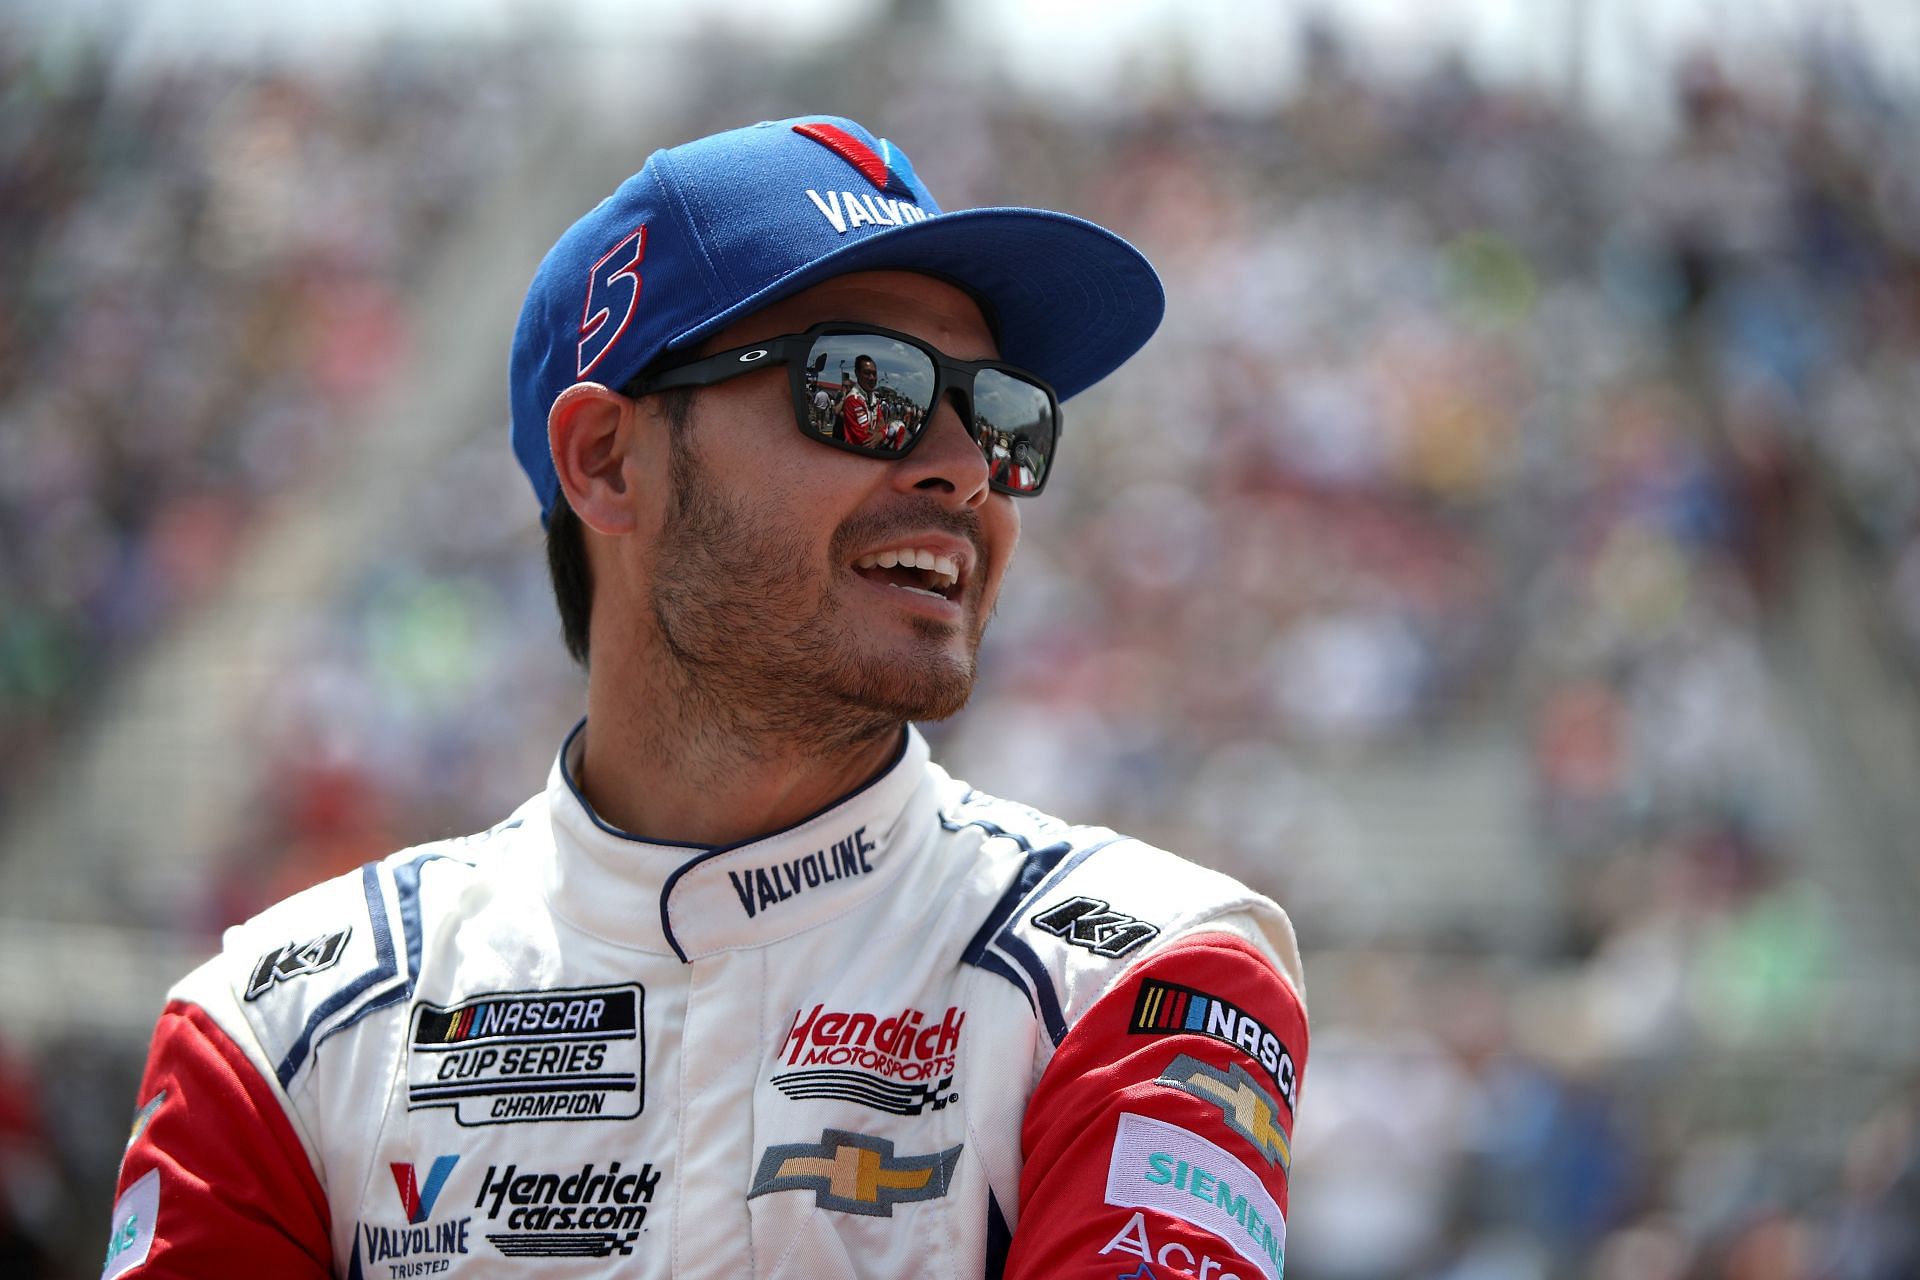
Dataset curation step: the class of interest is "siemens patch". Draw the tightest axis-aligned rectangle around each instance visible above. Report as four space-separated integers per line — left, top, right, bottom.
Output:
102 1169 160 1280
1130 978 1298 1111
407 984 643 1126
1105 1113 1286 1280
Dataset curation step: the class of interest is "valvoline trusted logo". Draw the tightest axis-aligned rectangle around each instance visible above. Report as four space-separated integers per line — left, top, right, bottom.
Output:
354 1154 474 1272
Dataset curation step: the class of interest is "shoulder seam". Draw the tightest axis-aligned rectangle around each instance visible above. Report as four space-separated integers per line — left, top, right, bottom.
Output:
955 831 1134 1047
271 849 478 1089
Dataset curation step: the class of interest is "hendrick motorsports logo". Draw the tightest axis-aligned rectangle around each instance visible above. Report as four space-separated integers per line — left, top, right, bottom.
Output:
748 1130 961 1217
474 1160 660 1258
771 1004 963 1116
407 984 644 1126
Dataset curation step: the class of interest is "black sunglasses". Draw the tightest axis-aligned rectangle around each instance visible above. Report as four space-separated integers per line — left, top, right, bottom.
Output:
623 322 1061 496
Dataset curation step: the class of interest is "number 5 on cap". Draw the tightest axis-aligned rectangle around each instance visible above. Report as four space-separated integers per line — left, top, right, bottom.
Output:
578 225 648 378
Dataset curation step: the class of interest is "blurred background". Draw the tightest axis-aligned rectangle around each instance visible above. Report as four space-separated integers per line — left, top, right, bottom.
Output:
3 0 1920 1275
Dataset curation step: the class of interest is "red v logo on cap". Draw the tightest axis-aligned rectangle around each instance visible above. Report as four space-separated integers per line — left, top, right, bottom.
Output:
793 122 910 195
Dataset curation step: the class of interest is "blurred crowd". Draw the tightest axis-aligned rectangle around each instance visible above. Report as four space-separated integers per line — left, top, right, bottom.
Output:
0 33 541 1267
933 35 1920 1276
0 36 529 813
5 14 1920 1279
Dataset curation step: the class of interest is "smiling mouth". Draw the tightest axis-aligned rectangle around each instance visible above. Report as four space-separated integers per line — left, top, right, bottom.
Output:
851 548 962 601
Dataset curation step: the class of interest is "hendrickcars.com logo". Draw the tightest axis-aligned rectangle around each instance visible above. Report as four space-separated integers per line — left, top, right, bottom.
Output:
473 1160 661 1258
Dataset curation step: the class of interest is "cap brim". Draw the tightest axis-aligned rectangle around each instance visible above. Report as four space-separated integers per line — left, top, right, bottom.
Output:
666 207 1164 402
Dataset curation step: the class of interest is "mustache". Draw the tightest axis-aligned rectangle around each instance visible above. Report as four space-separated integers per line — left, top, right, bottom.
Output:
831 500 984 564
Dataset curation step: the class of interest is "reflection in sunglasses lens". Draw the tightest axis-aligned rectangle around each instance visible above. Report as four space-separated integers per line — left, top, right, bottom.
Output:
975 369 1051 492
803 331 1054 491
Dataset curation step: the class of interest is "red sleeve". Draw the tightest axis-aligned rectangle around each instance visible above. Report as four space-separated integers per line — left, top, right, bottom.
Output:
105 1000 332 1278
1007 934 1307 1280
842 393 874 445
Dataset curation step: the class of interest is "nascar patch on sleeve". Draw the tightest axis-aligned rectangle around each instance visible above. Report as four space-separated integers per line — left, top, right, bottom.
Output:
1104 1112 1285 1280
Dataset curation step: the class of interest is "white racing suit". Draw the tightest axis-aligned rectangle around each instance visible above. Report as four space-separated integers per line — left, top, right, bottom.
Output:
108 725 1308 1279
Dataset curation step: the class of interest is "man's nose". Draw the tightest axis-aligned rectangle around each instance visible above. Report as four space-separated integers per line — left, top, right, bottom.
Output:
890 394 990 509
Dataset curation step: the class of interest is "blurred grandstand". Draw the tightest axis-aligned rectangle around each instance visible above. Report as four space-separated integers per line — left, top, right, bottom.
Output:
4 5 1920 1277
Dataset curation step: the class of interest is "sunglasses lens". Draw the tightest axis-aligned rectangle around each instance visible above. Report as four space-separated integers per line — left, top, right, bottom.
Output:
973 368 1055 493
805 333 936 455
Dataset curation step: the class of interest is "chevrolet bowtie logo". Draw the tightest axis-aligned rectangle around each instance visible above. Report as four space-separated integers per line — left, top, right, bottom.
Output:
1158 1054 1292 1173
748 1129 962 1217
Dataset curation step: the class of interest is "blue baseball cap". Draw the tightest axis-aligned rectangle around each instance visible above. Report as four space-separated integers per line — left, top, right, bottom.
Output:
509 115 1165 519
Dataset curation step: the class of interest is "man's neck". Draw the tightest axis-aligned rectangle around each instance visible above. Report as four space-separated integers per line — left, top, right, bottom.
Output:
574 659 903 849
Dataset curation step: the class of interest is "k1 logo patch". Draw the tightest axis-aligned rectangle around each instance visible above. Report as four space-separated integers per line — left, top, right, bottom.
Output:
1031 896 1159 958
749 1130 961 1217
245 927 351 1000
407 984 644 1126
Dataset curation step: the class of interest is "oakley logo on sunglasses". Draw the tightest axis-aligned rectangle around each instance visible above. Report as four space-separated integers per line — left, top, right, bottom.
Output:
738 350 770 363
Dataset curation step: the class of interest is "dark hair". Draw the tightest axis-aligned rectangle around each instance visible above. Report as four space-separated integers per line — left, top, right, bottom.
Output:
545 385 695 666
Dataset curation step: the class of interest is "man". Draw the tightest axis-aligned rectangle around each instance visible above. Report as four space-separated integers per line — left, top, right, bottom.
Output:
812 381 834 433
840 352 883 446
107 116 1308 1280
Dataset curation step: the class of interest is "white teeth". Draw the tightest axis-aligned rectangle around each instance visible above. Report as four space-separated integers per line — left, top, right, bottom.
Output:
898 585 944 600
852 548 964 593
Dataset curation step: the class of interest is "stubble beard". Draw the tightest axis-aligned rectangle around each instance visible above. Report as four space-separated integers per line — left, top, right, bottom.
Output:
647 439 986 761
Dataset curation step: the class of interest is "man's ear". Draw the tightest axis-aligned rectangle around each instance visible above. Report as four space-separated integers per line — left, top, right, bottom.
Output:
549 383 641 535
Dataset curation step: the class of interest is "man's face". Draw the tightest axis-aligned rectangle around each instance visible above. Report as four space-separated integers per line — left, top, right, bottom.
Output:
856 357 878 392
641 271 1019 744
